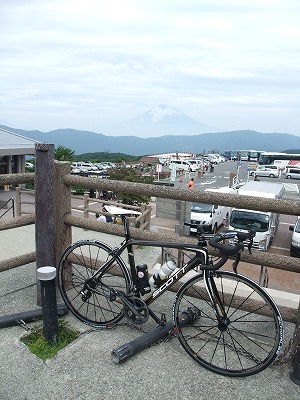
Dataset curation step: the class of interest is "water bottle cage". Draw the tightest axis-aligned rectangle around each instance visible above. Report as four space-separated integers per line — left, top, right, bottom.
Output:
151 274 165 288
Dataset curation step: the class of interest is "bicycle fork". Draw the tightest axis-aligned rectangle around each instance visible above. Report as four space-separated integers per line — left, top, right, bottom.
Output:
203 270 230 331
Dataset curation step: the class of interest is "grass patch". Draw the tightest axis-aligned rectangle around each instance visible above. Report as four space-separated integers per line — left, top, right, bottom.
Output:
21 320 79 361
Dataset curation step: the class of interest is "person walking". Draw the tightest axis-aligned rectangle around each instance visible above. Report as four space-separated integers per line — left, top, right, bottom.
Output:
188 177 194 190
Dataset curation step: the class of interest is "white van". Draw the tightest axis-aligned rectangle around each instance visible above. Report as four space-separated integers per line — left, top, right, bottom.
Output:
289 217 300 257
283 167 300 180
186 159 203 170
169 160 198 172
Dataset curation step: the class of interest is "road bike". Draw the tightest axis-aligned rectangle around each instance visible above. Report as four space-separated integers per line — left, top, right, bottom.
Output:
58 207 283 377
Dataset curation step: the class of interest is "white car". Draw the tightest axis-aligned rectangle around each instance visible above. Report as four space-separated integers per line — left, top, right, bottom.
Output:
250 165 279 178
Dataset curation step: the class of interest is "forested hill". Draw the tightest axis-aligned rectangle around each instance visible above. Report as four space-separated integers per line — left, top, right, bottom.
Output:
2 125 300 156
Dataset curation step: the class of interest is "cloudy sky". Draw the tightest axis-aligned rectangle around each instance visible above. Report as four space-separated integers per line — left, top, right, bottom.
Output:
1 0 300 136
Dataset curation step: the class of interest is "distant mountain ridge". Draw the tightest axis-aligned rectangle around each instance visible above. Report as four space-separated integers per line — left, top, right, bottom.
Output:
2 125 300 156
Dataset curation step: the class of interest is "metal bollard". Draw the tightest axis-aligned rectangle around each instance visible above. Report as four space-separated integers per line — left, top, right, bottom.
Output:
37 266 59 344
290 350 300 386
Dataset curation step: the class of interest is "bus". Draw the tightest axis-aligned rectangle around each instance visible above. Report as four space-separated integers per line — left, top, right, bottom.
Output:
239 150 260 161
258 152 300 168
224 150 260 162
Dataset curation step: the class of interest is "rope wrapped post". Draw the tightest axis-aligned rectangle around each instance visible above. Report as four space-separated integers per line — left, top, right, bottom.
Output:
35 143 55 306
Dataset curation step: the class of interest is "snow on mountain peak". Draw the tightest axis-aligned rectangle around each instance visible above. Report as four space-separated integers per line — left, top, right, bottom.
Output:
146 104 182 122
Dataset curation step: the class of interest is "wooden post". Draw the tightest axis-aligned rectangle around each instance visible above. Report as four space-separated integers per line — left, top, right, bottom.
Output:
15 188 21 217
146 204 152 231
35 143 55 306
53 161 72 270
84 193 89 219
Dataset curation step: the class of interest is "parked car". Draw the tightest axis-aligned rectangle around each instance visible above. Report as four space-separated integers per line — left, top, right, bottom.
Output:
71 162 98 172
283 167 300 180
250 165 279 178
169 159 198 172
289 217 300 257
25 162 34 170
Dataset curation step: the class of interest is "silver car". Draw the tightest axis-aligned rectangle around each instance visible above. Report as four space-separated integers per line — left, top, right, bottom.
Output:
250 165 279 178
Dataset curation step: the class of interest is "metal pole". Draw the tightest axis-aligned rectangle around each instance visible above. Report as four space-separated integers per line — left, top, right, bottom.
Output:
291 350 300 386
37 266 59 344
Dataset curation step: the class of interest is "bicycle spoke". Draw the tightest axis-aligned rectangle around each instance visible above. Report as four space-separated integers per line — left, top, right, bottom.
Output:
58 240 130 327
174 271 282 377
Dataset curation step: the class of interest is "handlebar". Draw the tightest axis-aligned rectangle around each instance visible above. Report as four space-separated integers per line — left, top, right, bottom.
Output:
200 229 255 272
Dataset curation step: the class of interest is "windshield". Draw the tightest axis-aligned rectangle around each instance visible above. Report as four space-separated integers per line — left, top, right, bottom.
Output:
230 210 269 232
191 203 212 213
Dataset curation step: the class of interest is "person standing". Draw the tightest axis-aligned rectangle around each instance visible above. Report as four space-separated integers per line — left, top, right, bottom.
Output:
188 177 194 190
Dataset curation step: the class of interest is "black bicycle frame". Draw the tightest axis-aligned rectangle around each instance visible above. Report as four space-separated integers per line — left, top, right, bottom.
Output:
86 216 230 325
93 235 208 302
90 214 209 306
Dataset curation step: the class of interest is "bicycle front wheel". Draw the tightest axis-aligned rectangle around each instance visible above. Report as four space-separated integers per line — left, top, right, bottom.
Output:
173 271 283 377
58 240 131 328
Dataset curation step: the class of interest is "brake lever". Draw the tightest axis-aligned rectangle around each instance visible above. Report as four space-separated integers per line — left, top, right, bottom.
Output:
232 252 241 274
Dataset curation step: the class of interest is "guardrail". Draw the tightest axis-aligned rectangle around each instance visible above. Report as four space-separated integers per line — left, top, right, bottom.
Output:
15 188 35 216
0 172 35 271
0 197 15 218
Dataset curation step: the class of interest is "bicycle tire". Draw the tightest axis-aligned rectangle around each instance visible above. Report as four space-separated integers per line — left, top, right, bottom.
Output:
173 271 283 377
58 240 131 328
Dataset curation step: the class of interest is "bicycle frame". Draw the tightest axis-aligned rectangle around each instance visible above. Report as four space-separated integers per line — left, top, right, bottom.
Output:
92 236 209 300
86 215 230 322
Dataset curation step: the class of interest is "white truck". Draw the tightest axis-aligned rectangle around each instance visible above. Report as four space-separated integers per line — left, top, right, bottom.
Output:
189 187 231 234
228 181 284 251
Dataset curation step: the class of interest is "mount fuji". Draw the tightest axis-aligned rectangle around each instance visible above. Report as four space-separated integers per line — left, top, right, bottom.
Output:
101 104 218 137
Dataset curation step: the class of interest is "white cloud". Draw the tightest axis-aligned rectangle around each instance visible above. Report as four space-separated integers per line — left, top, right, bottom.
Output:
0 0 300 136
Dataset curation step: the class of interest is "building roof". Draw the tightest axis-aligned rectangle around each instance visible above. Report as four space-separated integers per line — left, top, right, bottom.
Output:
0 127 39 156
138 156 161 164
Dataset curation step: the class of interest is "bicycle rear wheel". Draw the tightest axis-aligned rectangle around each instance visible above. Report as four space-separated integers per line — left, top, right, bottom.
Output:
173 271 283 377
58 240 131 328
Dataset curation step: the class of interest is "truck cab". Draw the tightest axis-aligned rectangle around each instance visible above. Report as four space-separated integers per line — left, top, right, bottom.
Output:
228 181 284 251
190 202 229 234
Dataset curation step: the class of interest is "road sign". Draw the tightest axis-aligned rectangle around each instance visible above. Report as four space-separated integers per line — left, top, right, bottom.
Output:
170 163 177 182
